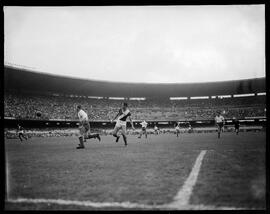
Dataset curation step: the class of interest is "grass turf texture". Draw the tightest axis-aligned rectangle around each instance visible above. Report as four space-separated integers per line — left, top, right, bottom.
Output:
5 132 266 210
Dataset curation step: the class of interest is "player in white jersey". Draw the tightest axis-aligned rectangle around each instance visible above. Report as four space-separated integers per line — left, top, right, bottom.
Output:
111 102 135 146
187 122 193 133
175 122 181 138
154 124 159 135
138 120 148 139
76 105 101 149
215 112 225 139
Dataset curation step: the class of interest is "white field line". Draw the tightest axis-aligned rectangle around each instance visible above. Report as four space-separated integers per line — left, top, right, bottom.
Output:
168 150 207 208
6 150 261 210
6 198 252 210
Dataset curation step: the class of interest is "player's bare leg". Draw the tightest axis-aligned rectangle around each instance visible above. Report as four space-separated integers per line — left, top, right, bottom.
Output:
112 126 121 142
77 126 85 149
218 126 221 139
176 130 179 138
121 125 128 146
138 130 142 139
19 134 23 142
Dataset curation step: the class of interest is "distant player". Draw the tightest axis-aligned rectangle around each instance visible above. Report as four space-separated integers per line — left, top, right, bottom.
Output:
215 112 225 139
111 102 135 146
154 124 159 135
76 105 101 149
175 122 181 138
138 120 148 139
232 117 240 135
17 124 27 142
188 122 193 133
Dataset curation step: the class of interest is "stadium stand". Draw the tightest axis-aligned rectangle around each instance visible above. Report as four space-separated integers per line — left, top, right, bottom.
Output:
4 93 266 121
4 65 266 122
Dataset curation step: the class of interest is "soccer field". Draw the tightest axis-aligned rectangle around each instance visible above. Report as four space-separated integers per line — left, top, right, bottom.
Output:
5 132 266 210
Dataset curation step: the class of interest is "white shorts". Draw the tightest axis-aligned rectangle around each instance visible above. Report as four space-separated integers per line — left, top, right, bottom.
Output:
116 120 127 127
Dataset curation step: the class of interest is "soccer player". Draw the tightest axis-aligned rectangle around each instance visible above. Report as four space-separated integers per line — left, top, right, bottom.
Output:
111 102 135 146
138 120 148 139
17 124 27 142
232 117 240 135
154 124 159 135
175 122 181 138
188 122 193 133
215 112 225 139
76 105 101 149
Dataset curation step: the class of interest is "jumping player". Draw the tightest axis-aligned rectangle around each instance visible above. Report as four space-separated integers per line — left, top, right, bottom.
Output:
232 117 240 135
215 112 225 139
111 102 135 146
175 122 181 138
138 120 148 139
76 105 101 149
17 124 27 142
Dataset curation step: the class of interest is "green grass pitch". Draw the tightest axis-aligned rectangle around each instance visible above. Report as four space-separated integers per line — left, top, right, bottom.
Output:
5 131 266 210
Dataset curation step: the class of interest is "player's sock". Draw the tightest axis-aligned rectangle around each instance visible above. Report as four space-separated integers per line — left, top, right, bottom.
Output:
123 135 127 146
77 137 85 149
88 133 96 139
113 133 120 142
218 132 220 138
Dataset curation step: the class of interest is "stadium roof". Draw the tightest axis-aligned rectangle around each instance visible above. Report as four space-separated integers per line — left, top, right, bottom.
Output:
4 65 266 98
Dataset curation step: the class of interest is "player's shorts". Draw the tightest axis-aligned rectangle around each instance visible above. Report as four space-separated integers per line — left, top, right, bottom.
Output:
175 127 180 131
217 122 224 129
113 120 127 135
18 131 23 134
79 120 90 135
235 124 239 129
115 120 127 127
142 127 146 132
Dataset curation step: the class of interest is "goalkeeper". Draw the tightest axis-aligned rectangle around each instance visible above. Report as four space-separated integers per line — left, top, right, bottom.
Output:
76 105 101 149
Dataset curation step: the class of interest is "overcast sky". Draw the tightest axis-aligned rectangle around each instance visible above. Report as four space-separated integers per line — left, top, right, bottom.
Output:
4 5 265 83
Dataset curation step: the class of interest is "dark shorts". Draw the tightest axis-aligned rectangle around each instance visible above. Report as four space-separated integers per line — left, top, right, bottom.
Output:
82 121 90 133
235 124 239 129
217 123 224 128
142 127 146 131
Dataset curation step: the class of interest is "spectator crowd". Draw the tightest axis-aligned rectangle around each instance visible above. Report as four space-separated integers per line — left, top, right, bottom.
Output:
4 93 266 121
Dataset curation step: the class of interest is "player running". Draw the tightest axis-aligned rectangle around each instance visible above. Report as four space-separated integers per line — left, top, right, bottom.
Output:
138 120 148 139
76 105 101 149
215 112 225 139
111 102 135 146
17 124 27 142
232 117 240 135
175 122 181 138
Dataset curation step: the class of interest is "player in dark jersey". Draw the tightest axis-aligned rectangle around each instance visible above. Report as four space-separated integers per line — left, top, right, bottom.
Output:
232 117 240 135
17 124 27 142
111 103 135 146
